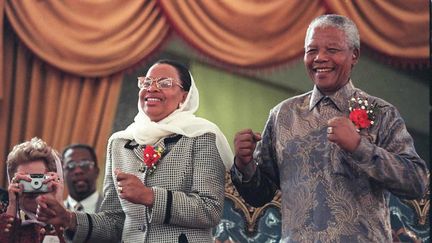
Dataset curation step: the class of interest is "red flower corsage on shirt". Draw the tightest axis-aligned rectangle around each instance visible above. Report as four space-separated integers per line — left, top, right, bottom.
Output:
348 96 377 131
140 145 164 174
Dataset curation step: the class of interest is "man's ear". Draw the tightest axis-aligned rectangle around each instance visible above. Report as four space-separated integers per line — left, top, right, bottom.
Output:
352 48 360 65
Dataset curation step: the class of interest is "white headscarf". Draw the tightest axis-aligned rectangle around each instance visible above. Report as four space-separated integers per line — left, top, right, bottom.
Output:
111 72 233 170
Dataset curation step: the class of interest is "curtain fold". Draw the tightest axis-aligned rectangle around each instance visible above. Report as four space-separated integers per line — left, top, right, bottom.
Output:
158 0 326 68
5 0 170 77
1 0 429 186
0 0 4 100
325 0 429 67
0 19 14 183
3 0 428 77
0 23 122 186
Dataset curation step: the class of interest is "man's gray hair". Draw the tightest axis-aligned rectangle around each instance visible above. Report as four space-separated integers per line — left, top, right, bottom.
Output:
305 14 360 50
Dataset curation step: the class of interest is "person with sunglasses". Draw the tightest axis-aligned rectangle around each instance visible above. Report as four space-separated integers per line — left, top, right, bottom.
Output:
36 59 233 243
62 144 103 213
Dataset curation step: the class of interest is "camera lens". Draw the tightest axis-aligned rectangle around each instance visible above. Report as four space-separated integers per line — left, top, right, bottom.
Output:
31 179 43 190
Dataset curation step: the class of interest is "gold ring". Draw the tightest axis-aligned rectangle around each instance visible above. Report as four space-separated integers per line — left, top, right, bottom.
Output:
327 127 333 134
118 186 123 193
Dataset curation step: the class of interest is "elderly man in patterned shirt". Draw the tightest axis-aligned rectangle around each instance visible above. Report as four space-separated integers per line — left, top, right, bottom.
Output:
231 14 428 242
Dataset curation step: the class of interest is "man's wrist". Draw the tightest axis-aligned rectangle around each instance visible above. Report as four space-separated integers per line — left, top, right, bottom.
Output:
65 211 77 231
234 159 257 183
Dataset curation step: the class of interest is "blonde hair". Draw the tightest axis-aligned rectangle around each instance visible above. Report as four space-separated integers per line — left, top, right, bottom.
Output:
6 137 59 180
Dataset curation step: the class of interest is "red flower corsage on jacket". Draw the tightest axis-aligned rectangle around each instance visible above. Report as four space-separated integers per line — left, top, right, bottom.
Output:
348 96 377 131
141 145 164 174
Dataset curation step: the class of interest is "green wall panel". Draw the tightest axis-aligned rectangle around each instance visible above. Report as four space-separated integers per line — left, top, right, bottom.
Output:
192 62 297 149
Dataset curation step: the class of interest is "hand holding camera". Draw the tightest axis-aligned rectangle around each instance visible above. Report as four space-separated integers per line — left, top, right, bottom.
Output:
6 172 63 217
20 174 51 193
6 173 51 216
10 173 60 194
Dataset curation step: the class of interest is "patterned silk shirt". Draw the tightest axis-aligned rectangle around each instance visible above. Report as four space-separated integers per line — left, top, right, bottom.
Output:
231 81 428 243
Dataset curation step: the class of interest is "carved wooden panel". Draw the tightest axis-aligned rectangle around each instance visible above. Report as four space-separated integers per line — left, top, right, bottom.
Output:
223 172 281 234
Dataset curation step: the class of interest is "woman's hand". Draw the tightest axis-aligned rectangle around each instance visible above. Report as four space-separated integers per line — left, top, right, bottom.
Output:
6 173 30 216
115 169 154 207
43 172 64 204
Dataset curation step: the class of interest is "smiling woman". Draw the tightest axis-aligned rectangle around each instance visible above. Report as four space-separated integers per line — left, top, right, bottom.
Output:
138 62 190 122
35 59 234 243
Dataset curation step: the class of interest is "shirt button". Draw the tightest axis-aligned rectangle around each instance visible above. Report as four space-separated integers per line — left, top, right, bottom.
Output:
138 225 147 231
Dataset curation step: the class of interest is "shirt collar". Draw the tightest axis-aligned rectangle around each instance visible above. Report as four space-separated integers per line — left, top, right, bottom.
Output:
67 191 99 212
309 80 357 112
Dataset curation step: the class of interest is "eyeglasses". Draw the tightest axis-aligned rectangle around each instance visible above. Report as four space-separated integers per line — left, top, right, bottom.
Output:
137 77 184 90
64 160 95 171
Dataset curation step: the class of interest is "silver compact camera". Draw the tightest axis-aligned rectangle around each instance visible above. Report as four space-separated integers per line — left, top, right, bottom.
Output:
20 174 50 193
